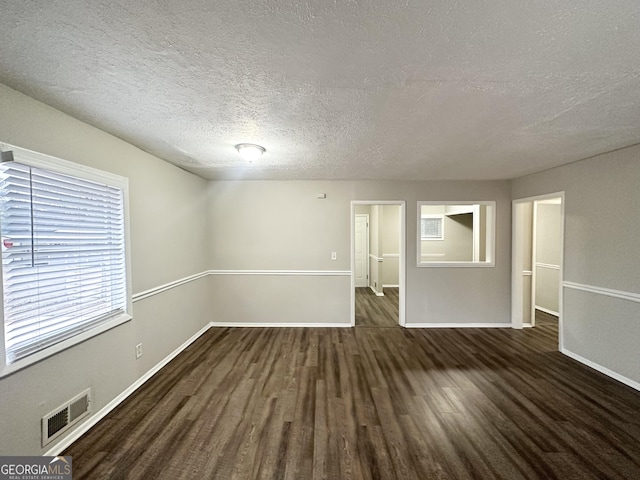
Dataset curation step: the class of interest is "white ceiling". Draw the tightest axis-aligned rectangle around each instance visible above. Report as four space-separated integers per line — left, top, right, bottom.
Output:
1 1 638 181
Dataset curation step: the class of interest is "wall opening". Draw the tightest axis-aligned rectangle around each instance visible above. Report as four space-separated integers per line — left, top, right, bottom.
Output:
512 193 564 348
351 201 405 327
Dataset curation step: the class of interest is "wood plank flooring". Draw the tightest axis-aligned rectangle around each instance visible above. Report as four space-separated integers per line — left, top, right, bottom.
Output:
65 318 640 479
534 309 558 327
355 287 399 327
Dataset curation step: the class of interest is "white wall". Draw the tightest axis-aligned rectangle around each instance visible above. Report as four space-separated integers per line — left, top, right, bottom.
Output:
512 144 640 386
207 180 512 327
0 84 211 455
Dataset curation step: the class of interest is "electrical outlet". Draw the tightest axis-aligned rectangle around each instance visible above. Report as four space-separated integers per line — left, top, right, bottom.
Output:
331 251 337 260
135 343 142 359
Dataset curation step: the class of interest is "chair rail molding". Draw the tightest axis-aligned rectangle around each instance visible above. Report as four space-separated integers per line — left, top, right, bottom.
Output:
563 281 640 304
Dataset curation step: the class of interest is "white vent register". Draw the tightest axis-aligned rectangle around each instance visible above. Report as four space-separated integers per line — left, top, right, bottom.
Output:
42 389 91 446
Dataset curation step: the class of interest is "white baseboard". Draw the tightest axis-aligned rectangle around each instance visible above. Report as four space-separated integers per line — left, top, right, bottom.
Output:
535 306 559 316
405 323 512 328
44 323 213 456
369 286 384 296
523 323 533 328
562 348 640 392
382 284 399 288
210 322 351 328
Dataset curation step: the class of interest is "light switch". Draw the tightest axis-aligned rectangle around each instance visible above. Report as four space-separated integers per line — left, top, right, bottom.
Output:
331 252 337 260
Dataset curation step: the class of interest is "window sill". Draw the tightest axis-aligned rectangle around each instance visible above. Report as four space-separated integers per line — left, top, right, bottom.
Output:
417 261 495 268
0 313 132 378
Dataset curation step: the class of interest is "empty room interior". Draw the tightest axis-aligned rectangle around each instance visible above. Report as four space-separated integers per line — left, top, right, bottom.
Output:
0 2 639 479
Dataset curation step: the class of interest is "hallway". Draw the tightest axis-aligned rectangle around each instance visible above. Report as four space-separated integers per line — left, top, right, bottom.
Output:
355 287 399 327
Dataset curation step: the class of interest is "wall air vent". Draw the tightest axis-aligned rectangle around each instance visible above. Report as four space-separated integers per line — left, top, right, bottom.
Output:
42 389 91 446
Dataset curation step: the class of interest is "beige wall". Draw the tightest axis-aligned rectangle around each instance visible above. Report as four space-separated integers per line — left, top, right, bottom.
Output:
0 84 211 455
444 213 474 261
535 203 562 314
207 180 512 326
352 204 400 289
512 144 640 385
354 205 372 288
381 205 400 287
369 205 382 293
521 202 534 324
354 205 371 215
382 205 400 255
479 205 487 262
420 205 474 261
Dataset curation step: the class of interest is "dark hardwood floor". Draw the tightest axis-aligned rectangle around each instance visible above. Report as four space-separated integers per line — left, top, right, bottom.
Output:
534 309 558 327
65 318 640 479
355 287 399 327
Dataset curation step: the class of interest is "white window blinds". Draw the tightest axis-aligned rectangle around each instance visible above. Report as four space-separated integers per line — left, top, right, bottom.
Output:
0 160 128 364
421 216 443 240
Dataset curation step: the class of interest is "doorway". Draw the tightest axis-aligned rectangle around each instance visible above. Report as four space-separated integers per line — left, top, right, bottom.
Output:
354 214 369 288
512 193 564 348
351 201 405 327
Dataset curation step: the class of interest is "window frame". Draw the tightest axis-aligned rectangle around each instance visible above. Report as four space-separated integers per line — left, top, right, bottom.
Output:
0 144 133 377
417 200 496 268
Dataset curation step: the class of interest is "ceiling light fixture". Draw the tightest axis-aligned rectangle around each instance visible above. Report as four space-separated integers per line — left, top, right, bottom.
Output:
235 143 265 162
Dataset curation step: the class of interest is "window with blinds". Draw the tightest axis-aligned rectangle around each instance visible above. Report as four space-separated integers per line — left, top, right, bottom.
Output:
0 151 130 367
421 215 444 240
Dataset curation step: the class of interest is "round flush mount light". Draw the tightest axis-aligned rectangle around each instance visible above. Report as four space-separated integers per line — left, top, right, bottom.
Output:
235 143 265 162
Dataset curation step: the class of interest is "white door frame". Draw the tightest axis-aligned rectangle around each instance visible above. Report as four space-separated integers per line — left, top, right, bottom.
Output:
511 192 564 349
351 201 406 327
354 214 370 288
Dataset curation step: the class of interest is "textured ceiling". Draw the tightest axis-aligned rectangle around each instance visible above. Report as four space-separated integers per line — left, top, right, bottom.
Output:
0 1 639 180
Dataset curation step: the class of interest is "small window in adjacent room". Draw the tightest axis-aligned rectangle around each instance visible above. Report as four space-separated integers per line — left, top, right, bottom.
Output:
417 201 496 267
0 145 132 376
421 215 444 240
